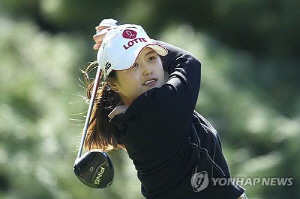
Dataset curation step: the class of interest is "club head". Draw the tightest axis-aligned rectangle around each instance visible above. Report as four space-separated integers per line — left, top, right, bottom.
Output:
73 150 114 189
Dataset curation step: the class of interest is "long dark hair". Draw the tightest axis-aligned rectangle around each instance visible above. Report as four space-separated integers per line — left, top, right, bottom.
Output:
82 61 124 151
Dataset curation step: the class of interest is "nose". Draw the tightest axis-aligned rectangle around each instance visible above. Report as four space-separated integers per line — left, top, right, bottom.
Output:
142 64 153 76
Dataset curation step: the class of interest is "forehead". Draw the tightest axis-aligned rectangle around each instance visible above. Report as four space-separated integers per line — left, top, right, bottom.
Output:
137 47 156 59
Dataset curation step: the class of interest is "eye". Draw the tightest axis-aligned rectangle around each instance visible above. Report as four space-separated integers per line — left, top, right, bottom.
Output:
148 55 156 62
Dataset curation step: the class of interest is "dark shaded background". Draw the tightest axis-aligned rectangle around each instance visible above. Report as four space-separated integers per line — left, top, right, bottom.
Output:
0 0 299 198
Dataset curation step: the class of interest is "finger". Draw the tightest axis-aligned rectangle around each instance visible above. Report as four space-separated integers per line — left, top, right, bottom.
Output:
95 25 110 31
93 33 106 43
93 43 102 50
108 107 119 118
108 108 122 119
97 18 118 28
108 106 128 118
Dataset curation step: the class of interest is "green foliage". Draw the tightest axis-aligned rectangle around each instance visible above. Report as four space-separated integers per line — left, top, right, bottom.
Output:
0 1 299 199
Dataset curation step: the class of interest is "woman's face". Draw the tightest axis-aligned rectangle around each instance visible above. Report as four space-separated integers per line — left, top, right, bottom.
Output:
111 47 165 105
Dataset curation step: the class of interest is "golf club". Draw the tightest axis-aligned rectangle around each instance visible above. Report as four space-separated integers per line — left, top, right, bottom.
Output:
73 64 114 189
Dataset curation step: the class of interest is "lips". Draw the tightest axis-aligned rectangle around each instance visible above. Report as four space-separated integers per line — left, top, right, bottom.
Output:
143 78 158 85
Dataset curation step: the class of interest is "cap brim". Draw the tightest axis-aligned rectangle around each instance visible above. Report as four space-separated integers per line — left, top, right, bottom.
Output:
148 44 168 56
112 43 168 71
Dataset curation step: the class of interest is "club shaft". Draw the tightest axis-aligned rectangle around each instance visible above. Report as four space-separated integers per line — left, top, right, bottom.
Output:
77 66 102 158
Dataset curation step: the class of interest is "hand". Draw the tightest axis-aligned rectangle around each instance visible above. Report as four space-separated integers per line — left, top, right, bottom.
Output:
108 105 129 119
93 18 118 50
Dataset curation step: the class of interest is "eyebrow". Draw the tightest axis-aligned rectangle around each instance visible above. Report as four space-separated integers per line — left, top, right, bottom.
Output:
145 50 156 56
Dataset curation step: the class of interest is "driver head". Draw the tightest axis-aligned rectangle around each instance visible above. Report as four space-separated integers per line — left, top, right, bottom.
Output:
73 150 114 189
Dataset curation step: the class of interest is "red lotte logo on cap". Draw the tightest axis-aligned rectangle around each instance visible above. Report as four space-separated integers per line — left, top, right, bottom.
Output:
122 29 137 39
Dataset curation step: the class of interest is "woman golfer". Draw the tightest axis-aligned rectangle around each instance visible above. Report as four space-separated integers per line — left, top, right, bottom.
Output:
84 19 247 199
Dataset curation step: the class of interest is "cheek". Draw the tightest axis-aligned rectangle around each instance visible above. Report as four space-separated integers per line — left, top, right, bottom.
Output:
119 75 142 95
160 67 164 78
155 62 165 83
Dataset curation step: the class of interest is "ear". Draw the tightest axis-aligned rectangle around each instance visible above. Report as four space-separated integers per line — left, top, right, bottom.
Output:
107 79 119 93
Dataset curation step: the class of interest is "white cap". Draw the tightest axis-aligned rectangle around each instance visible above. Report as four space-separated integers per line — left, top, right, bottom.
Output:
97 24 168 79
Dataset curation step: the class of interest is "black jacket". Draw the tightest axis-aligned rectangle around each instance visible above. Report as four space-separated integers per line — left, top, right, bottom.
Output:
110 41 245 198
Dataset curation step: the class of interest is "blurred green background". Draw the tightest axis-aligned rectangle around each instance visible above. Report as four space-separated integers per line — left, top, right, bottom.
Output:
0 0 299 198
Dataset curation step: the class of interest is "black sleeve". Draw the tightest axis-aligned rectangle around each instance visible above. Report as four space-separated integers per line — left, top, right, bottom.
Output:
148 40 202 130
